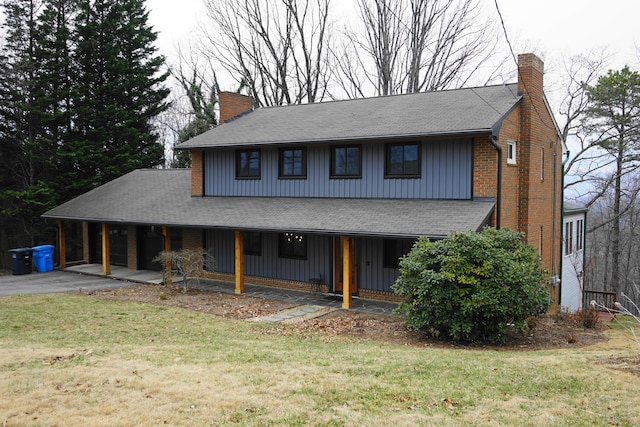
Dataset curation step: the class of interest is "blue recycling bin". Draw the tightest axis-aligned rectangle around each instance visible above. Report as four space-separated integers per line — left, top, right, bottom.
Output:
9 248 33 275
32 244 55 273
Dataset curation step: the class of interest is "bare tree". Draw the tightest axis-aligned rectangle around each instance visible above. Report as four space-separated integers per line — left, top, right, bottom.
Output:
199 0 333 106
334 0 504 97
559 50 615 204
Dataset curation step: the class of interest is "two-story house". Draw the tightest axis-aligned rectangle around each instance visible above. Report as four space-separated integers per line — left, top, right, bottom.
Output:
44 53 563 308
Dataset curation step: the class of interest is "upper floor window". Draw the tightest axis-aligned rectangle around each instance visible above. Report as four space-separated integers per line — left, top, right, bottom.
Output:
331 145 361 177
385 143 420 177
507 140 517 165
279 147 307 178
236 149 261 178
279 232 307 259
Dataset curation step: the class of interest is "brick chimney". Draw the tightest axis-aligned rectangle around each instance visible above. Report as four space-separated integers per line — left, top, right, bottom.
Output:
515 53 562 284
517 53 544 114
190 92 254 197
516 53 544 238
219 92 254 124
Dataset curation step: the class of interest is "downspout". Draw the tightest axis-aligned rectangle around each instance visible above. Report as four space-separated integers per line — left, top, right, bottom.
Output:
558 150 570 306
582 205 588 308
489 135 502 229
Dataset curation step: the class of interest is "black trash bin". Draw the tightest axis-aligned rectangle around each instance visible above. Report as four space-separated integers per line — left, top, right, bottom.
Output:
9 248 33 275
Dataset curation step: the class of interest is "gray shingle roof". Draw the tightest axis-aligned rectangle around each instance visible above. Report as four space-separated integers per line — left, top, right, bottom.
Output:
564 201 588 214
43 169 495 238
178 84 520 149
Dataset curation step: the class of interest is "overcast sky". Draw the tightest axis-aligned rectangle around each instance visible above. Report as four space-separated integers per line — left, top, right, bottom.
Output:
145 0 640 92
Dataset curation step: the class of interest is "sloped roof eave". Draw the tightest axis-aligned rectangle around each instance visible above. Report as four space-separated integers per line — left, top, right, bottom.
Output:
176 128 496 150
43 170 496 239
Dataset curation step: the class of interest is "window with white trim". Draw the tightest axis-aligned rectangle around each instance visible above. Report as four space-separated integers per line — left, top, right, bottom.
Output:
576 219 584 251
507 140 517 165
564 221 573 255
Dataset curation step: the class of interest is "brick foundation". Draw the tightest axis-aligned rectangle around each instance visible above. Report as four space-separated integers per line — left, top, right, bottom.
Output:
190 270 405 303
359 289 405 303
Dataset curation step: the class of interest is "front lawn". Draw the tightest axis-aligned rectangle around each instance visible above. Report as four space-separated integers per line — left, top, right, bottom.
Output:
1 294 639 426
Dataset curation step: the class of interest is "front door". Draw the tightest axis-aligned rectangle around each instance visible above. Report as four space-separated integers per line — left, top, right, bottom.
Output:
334 237 357 294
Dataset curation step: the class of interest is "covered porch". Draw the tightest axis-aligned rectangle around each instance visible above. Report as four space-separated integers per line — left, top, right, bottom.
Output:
61 263 399 316
43 169 496 309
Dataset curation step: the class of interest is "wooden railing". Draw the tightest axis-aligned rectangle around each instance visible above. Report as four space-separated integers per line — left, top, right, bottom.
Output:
583 290 617 312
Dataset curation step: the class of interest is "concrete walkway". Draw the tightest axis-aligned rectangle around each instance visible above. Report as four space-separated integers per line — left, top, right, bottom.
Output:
1 264 400 318
0 269 140 297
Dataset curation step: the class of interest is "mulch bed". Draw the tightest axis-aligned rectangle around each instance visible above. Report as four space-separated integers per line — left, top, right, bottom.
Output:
87 283 610 351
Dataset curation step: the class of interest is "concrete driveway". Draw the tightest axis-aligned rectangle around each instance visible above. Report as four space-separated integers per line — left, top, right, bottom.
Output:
0 270 139 297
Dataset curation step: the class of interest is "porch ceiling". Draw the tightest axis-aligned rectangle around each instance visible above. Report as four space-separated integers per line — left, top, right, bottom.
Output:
43 169 494 239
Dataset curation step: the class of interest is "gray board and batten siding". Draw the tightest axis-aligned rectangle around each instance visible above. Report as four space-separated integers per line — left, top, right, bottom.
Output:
206 229 410 293
204 139 473 200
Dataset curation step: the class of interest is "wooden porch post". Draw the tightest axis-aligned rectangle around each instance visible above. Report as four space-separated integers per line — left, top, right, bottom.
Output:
101 223 110 275
57 220 66 269
235 230 245 294
342 236 353 309
162 226 172 285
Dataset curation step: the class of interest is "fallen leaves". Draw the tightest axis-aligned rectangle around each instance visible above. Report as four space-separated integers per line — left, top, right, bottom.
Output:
41 349 94 365
443 397 460 411
87 284 608 350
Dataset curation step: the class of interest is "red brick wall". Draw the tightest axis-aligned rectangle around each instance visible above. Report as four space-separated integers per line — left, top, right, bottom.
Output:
219 92 254 124
182 228 203 250
473 136 498 199
499 107 522 232
472 54 562 279
517 53 562 277
191 150 204 196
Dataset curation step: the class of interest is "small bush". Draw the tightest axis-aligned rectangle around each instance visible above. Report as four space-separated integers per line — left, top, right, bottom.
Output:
392 227 551 344
570 308 600 329
153 249 213 293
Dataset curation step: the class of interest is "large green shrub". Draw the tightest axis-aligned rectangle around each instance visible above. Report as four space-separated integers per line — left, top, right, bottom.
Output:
392 227 551 344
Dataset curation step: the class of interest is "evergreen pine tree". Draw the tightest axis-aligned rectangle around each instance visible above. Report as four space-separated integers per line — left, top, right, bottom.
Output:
69 0 170 193
0 0 170 266
0 0 57 247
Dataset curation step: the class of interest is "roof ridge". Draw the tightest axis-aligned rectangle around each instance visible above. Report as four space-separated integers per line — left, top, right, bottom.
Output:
258 82 519 111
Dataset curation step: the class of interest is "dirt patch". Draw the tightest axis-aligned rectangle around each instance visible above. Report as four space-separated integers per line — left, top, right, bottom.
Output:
596 357 640 377
88 284 298 319
87 284 608 350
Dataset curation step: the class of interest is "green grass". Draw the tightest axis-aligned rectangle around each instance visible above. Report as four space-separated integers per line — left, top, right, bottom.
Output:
1 294 639 426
